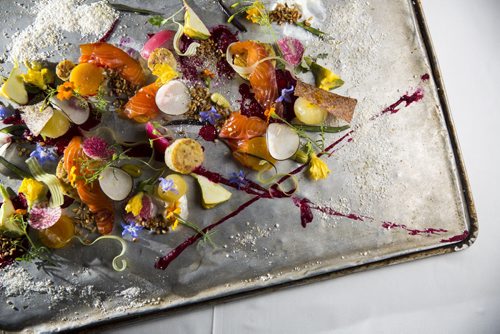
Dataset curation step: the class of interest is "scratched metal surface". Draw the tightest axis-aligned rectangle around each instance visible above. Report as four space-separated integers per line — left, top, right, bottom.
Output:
0 0 475 332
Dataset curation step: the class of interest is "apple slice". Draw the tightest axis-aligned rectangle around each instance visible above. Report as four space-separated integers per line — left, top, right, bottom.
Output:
183 2 211 40
0 65 28 105
191 173 232 209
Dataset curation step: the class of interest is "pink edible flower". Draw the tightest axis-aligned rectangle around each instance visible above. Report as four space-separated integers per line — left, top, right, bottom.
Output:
277 37 305 66
28 205 62 230
82 136 114 160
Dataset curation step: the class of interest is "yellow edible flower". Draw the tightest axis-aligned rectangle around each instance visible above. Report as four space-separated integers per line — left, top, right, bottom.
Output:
164 200 181 230
21 65 54 90
125 192 144 217
264 105 276 122
68 166 78 187
308 152 330 181
152 63 179 85
18 178 46 207
246 1 266 24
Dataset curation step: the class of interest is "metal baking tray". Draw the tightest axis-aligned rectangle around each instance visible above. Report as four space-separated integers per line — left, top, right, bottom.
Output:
0 0 477 332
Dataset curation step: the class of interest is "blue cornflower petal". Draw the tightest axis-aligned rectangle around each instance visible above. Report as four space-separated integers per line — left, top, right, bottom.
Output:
200 106 221 125
30 143 58 165
158 177 178 194
229 170 248 189
121 221 144 239
275 85 295 103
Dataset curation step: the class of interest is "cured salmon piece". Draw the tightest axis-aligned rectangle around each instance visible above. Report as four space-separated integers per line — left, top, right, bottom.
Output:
63 137 114 235
219 112 268 140
79 42 146 86
123 83 160 123
226 137 276 171
229 41 278 108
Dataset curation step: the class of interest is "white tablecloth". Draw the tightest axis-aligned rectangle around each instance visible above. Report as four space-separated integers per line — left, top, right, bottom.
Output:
104 1 500 332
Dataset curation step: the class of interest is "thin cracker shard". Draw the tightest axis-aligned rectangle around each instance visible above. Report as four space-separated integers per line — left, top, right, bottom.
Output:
294 80 357 123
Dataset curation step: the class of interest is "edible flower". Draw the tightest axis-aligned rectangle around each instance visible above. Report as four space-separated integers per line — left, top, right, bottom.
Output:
164 200 181 230
246 1 266 24
275 85 295 103
18 178 46 208
29 143 58 165
264 105 276 122
21 65 54 90
229 170 248 189
0 105 12 120
68 166 78 187
28 205 62 230
82 137 114 160
56 81 74 101
158 177 178 194
152 63 179 85
277 37 304 66
308 152 330 180
200 106 221 125
121 221 144 239
125 192 144 217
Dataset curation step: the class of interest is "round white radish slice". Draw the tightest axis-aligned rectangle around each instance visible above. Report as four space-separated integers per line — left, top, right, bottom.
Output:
155 80 191 115
99 166 133 201
266 123 300 160
50 96 90 125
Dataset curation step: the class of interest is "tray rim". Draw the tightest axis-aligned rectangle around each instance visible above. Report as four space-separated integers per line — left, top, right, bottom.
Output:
2 0 479 332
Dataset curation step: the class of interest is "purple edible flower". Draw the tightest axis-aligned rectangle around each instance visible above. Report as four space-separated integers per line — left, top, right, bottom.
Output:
199 106 221 125
0 105 12 120
158 177 178 194
30 143 58 165
275 85 295 103
277 37 305 66
121 221 144 239
229 170 248 189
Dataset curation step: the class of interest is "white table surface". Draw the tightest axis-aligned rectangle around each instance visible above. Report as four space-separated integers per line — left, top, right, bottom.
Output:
103 1 500 333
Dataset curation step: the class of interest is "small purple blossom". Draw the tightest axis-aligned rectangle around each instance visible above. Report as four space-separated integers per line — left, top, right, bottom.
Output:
30 143 58 164
121 221 144 239
229 170 248 189
199 106 221 125
82 137 114 160
275 85 295 103
119 36 131 47
158 177 178 194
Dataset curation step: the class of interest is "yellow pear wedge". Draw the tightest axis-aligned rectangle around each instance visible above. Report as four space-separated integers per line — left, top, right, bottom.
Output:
183 2 211 40
191 174 232 209
0 65 28 105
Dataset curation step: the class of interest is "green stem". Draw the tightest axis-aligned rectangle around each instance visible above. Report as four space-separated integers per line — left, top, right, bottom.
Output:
0 156 31 178
294 125 350 133
110 4 163 16
295 21 327 37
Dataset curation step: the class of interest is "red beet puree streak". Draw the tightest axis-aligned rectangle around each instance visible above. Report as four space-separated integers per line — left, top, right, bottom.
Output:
155 87 450 270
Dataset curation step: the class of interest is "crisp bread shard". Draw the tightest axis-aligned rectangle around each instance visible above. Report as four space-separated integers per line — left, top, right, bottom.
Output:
20 102 54 136
294 80 357 123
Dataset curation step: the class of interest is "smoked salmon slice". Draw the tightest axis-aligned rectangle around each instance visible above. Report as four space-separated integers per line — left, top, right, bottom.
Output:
63 136 114 235
79 42 146 86
123 82 160 123
219 112 268 140
229 41 278 109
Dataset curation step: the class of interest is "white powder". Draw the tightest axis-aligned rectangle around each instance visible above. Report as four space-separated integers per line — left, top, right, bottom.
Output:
9 0 118 62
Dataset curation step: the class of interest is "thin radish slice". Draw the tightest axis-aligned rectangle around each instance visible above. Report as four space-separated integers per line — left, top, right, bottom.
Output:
155 80 191 115
99 166 133 201
50 96 90 125
141 30 176 60
266 123 300 161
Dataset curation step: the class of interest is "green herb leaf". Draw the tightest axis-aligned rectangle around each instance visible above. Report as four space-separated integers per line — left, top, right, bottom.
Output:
148 15 168 27
295 21 327 37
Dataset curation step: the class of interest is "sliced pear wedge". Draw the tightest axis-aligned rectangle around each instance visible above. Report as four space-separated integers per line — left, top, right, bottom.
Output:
191 173 232 209
183 2 211 40
0 65 28 105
